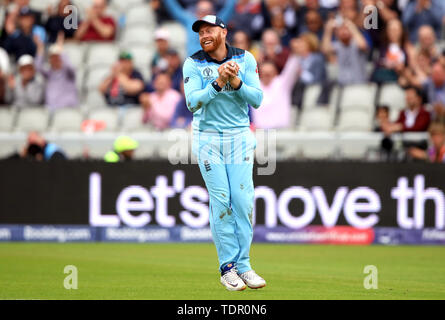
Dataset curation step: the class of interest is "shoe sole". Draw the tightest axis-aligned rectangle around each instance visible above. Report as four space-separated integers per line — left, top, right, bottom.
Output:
247 283 266 289
220 280 247 291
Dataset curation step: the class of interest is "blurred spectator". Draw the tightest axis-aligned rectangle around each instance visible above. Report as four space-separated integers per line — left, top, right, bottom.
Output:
398 50 431 88
297 0 329 32
45 0 77 43
150 0 172 24
163 0 236 56
164 49 183 92
5 54 45 108
371 19 407 84
322 18 368 85
170 82 193 129
0 46 10 75
3 7 43 60
381 86 431 134
104 136 139 162
232 30 259 56
18 131 66 161
35 38 79 111
266 3 297 46
74 0 116 42
140 72 181 130
99 51 145 107
0 47 8 104
292 32 327 107
252 38 300 129
148 48 183 93
227 0 262 40
374 105 391 132
402 0 442 43
407 122 445 162
414 25 440 61
299 10 324 40
424 62 445 123
151 28 171 79
257 29 290 73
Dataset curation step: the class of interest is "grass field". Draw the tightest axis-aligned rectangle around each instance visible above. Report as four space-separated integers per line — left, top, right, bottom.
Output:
0 243 444 300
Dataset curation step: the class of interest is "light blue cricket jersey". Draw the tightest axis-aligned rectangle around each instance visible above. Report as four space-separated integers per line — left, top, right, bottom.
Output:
183 45 263 133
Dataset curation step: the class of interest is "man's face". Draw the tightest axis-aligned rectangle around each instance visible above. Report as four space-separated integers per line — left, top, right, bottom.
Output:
199 24 226 53
119 59 133 74
154 74 171 92
196 1 214 18
431 132 445 149
306 11 322 33
18 15 34 32
49 54 62 70
432 64 445 87
93 0 106 16
167 54 180 70
233 31 249 50
155 39 169 54
419 27 436 49
260 62 278 86
405 89 421 109
19 64 35 81
337 24 352 43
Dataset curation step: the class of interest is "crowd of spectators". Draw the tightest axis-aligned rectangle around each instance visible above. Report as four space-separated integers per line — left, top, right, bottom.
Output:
1 0 445 162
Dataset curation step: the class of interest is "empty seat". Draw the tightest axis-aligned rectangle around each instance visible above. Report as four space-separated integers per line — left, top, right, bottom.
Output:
50 108 83 132
301 84 322 110
85 66 110 91
121 107 144 132
160 22 186 55
378 83 406 121
339 83 377 112
300 134 337 159
15 108 49 132
86 44 119 68
337 109 373 132
125 4 155 27
120 26 154 46
84 89 108 109
0 108 16 132
87 108 119 131
337 132 381 160
128 46 154 76
63 43 88 69
299 108 333 131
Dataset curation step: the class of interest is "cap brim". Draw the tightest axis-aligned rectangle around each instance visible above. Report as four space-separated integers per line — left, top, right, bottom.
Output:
192 20 225 33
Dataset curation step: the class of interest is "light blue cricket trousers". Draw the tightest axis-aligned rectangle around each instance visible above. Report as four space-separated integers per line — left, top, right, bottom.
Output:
193 128 256 274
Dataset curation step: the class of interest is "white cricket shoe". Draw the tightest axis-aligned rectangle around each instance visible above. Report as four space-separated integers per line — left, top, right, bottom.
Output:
220 267 247 291
239 270 266 289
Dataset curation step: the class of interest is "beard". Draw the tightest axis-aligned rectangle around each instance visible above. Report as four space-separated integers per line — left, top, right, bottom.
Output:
201 33 223 53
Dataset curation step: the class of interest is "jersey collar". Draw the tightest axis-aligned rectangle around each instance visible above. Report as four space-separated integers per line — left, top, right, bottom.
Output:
203 44 234 65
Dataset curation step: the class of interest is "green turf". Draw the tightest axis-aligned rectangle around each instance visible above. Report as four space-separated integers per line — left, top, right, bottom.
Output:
0 243 444 300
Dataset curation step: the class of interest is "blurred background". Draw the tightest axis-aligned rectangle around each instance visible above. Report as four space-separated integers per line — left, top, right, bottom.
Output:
0 0 445 162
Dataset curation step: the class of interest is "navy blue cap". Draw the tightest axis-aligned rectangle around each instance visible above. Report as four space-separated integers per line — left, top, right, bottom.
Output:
19 6 34 17
192 15 226 33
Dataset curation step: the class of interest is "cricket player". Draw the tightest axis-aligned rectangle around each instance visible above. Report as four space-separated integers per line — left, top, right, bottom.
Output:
183 15 266 291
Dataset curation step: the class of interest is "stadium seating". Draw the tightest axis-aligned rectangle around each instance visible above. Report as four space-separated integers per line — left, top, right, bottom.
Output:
121 107 146 132
298 108 333 131
339 83 378 113
87 108 119 132
50 108 83 133
15 108 50 133
378 83 406 121
120 26 154 47
337 109 373 132
0 108 16 132
86 44 119 69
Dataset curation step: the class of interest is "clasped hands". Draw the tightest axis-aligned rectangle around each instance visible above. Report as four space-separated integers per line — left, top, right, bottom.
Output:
216 61 241 89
